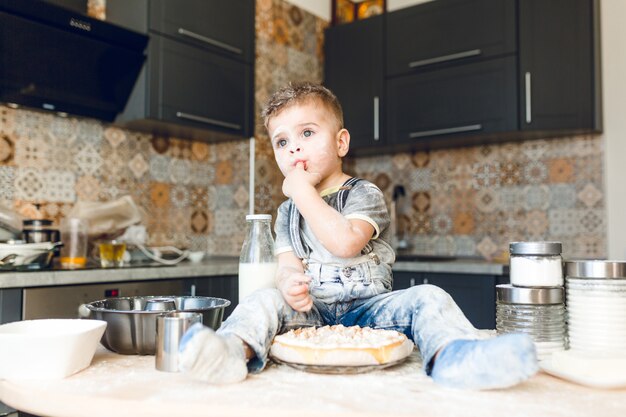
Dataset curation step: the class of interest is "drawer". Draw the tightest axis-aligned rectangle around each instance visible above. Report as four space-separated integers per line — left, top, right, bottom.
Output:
386 0 516 77
387 56 518 145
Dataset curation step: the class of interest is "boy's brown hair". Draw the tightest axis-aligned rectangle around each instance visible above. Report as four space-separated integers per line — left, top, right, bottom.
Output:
261 82 344 131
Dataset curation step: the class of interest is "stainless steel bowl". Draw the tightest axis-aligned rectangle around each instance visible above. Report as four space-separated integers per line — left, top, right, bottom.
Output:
82 295 230 355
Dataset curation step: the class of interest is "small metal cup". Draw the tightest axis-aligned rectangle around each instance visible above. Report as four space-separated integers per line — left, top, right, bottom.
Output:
155 311 202 372
144 298 177 312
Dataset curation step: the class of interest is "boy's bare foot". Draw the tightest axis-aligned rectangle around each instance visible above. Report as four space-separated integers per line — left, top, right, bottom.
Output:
179 323 248 384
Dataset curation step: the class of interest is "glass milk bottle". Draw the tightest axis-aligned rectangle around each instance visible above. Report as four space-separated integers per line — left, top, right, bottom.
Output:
238 214 278 301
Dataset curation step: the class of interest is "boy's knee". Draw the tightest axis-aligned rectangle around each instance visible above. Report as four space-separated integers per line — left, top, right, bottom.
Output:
406 283 452 303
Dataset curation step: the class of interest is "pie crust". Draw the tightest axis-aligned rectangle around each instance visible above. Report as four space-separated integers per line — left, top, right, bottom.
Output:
270 325 414 366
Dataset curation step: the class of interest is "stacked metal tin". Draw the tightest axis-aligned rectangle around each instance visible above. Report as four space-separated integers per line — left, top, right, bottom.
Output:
496 242 567 361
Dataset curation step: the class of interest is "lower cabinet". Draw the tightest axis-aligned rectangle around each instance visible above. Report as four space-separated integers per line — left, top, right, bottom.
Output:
0 288 22 324
191 275 238 319
393 271 509 329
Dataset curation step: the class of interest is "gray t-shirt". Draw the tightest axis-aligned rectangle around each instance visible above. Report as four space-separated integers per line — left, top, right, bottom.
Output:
274 179 395 268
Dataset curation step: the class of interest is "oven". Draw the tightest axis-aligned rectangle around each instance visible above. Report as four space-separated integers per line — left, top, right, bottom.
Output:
22 279 193 320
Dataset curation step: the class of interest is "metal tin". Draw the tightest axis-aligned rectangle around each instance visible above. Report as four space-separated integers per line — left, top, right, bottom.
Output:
156 311 203 372
565 260 626 279
509 241 562 256
496 284 564 304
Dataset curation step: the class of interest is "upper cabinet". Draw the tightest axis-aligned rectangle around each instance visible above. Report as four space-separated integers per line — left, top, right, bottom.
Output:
324 0 602 153
325 15 384 150
106 0 255 141
386 0 516 77
519 0 601 133
148 0 254 64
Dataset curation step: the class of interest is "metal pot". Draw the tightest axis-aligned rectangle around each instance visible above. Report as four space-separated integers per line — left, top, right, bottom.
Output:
22 219 60 244
80 295 231 355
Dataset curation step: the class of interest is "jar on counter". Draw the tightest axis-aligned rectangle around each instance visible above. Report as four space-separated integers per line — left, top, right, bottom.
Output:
496 284 567 361
509 241 563 287
565 260 626 357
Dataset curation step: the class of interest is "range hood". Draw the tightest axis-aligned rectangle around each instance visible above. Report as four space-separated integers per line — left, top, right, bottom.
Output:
0 0 148 122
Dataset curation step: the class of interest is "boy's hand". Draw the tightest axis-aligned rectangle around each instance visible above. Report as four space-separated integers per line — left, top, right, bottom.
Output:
282 162 321 199
278 270 313 312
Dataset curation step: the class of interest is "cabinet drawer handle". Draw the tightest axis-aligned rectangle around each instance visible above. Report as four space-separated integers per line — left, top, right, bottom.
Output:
373 96 380 141
176 112 242 130
423 278 429 285
409 277 416 287
178 28 243 55
525 72 532 124
408 124 482 139
408 49 482 69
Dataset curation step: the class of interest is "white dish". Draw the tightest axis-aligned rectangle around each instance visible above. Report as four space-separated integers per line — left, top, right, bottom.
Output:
0 319 106 379
187 251 205 263
541 350 626 388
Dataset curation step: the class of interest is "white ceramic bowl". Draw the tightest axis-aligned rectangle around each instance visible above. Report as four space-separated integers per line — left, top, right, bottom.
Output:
0 319 106 379
187 251 205 263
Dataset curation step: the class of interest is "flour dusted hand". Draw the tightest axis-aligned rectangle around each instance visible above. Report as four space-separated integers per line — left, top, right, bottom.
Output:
278 269 312 312
281 162 321 199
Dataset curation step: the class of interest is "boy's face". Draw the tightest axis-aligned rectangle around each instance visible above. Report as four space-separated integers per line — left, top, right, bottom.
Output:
267 100 349 182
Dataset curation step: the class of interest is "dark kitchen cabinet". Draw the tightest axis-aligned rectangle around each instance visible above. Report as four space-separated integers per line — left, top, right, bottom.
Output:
386 0 516 77
149 0 254 64
191 275 238 319
324 15 385 150
393 271 508 329
388 56 518 147
0 288 21 324
325 0 601 153
519 0 601 133
106 0 255 141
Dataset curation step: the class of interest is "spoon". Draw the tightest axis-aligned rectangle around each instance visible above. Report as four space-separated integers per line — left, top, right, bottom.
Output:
0 253 18 268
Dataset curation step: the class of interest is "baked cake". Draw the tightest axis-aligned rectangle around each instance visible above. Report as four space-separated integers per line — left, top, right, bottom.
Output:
270 325 414 366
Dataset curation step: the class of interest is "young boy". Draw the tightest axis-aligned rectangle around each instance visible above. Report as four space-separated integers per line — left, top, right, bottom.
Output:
179 82 538 389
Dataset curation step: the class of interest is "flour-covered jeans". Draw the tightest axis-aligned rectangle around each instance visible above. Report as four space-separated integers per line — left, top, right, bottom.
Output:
218 267 481 373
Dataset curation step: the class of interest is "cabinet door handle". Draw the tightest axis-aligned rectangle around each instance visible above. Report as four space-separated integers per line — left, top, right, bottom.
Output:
176 112 242 130
525 71 532 124
408 124 482 139
177 28 243 55
423 278 429 285
409 278 416 287
408 49 482 69
373 96 380 141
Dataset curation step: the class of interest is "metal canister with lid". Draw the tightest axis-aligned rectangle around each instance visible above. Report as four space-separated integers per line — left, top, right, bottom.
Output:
565 260 626 357
22 219 60 244
496 284 567 361
509 241 563 287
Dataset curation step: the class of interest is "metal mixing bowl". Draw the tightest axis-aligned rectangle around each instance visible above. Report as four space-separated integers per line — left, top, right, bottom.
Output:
82 295 230 355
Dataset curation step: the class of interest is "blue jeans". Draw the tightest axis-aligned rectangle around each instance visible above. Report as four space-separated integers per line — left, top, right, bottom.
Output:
218 284 480 373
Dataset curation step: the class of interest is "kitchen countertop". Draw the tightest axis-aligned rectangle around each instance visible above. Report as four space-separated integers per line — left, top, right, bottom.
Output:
0 346 623 417
0 257 507 290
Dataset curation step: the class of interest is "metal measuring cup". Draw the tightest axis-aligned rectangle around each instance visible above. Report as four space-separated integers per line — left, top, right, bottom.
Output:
155 311 203 372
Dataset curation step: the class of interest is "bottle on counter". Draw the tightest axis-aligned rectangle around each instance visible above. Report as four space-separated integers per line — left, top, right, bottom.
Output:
238 214 278 301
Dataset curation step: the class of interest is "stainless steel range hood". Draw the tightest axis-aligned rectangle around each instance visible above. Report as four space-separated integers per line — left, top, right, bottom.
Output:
0 0 148 121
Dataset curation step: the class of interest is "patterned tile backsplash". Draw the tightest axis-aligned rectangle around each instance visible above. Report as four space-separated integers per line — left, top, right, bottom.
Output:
0 106 250 255
0 0 607 260
345 136 606 260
